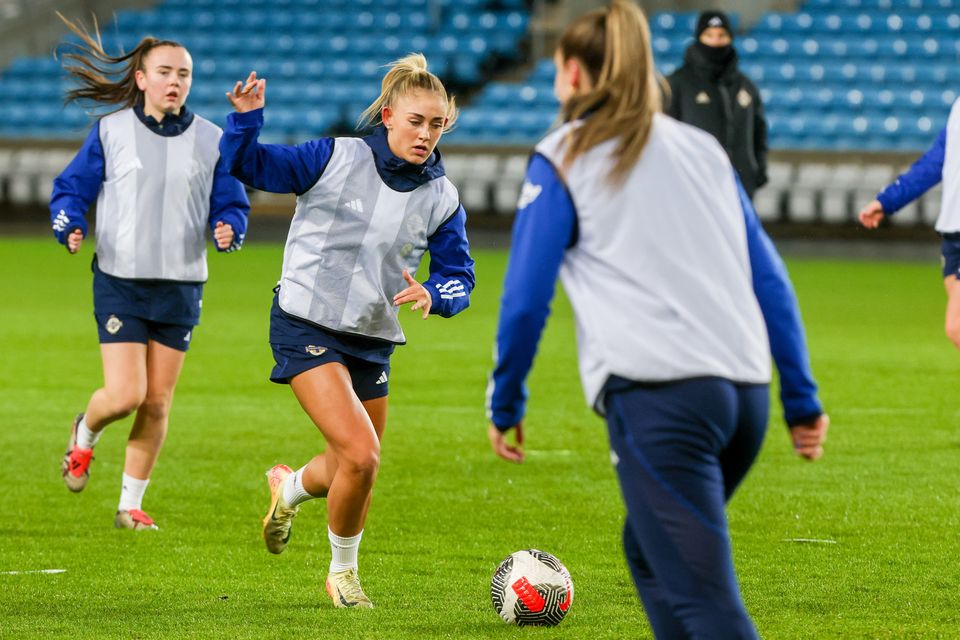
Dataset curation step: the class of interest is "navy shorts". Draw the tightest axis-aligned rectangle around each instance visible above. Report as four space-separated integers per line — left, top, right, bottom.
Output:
95 313 194 352
940 234 960 279
270 343 390 401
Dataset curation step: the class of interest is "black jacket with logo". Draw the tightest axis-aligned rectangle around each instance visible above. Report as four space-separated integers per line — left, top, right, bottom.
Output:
666 43 768 197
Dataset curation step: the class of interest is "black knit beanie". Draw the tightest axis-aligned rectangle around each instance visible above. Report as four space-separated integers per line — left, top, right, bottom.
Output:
695 11 733 39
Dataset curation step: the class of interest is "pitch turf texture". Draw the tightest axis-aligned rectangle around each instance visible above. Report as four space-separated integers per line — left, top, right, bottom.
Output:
2 236 959 639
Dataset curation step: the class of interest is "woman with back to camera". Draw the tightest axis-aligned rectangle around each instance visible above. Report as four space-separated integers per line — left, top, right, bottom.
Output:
52 15 250 531
486 1 828 637
220 54 475 609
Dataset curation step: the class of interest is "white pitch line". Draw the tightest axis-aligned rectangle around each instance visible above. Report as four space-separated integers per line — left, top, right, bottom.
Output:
526 450 575 457
0 569 67 575
782 538 837 544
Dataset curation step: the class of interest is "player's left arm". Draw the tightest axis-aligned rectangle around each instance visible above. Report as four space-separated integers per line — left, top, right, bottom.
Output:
737 173 828 459
421 205 476 318
208 156 251 252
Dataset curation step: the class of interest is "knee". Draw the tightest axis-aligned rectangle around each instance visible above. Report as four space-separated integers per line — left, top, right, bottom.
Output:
107 387 147 418
340 443 381 481
139 394 172 423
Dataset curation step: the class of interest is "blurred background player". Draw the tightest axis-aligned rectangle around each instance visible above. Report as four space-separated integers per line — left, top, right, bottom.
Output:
666 9 768 199
486 1 827 637
52 15 250 530
858 96 960 351
220 54 475 608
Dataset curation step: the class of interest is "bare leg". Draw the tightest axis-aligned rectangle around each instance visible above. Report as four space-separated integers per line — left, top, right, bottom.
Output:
123 340 186 480
83 343 148 432
944 275 960 350
290 363 380 537
300 395 388 500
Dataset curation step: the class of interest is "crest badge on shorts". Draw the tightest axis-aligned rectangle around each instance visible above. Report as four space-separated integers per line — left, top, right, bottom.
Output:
304 345 327 356
105 315 123 335
737 89 752 108
696 91 711 105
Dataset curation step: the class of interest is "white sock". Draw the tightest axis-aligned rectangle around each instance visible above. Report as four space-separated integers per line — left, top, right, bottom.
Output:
282 466 317 507
329 528 363 573
117 473 149 512
76 416 101 450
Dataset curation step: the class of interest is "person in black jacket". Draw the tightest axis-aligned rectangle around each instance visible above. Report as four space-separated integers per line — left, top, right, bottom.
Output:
666 11 768 198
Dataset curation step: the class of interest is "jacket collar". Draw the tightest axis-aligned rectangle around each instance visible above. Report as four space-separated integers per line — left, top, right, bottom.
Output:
134 103 195 137
684 42 739 82
362 125 445 192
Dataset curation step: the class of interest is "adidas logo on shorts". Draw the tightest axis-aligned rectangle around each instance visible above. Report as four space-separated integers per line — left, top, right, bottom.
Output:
375 371 388 385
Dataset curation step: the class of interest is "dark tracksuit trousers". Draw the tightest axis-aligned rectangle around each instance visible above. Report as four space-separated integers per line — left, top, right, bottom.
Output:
604 376 769 640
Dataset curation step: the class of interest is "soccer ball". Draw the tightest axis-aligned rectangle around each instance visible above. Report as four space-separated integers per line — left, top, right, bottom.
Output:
490 549 574 626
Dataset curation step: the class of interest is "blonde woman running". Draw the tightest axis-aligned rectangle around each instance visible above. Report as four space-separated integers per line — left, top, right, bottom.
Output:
220 54 475 608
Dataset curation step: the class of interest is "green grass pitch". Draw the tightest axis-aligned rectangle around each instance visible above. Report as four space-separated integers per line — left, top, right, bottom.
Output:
1 236 959 638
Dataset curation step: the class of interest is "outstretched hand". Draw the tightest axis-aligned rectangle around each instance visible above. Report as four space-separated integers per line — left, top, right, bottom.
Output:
488 423 525 463
226 71 266 113
393 269 432 319
857 200 885 229
66 229 83 254
789 413 829 461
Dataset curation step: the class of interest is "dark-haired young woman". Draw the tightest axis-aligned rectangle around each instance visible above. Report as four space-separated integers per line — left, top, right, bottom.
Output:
51 15 250 530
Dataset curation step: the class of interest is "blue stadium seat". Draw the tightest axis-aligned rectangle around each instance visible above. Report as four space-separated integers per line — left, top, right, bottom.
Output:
451 56 482 85
736 62 763 85
3 57 60 79
930 13 960 31
753 13 787 34
650 12 697 34
514 110 554 137
657 60 679 76
14 0 960 149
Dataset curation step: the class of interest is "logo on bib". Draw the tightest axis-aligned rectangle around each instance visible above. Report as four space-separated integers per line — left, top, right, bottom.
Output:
737 89 752 108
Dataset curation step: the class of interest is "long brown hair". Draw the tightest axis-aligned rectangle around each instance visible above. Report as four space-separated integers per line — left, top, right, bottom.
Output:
56 12 186 111
557 0 661 184
357 53 458 131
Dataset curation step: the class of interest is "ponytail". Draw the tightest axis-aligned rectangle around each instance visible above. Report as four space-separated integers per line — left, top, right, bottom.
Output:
557 0 661 184
57 12 186 111
357 53 458 131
